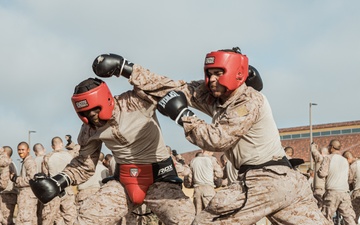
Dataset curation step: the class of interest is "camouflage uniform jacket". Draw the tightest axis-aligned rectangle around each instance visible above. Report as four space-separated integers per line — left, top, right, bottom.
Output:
129 65 285 170
15 155 36 189
63 88 170 185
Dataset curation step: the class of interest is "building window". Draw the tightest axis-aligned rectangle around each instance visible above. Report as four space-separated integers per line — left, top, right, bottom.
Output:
281 135 291 140
321 131 331 136
342 129 351 134
301 133 310 138
353 128 360 133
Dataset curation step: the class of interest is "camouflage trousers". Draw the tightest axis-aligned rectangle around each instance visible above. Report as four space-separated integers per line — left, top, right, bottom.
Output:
124 204 163 225
76 187 99 212
0 209 4 225
0 193 17 225
193 165 330 225
193 185 216 215
322 190 356 225
16 188 37 225
41 187 77 225
351 189 360 224
75 180 195 225
314 187 326 209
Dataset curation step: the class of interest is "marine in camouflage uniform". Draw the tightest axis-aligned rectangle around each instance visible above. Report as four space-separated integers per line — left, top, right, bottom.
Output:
343 150 360 224
1 146 18 225
30 77 195 225
32 143 46 224
0 147 11 189
89 48 330 224
12 142 37 225
0 147 11 225
41 136 77 225
65 135 80 158
184 151 222 215
318 140 356 225
168 146 191 178
311 143 329 209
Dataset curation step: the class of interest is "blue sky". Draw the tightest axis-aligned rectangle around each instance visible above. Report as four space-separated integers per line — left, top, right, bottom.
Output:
1 1 360 168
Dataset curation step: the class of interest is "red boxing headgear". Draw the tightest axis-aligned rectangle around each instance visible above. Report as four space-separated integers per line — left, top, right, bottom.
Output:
204 48 249 91
71 78 114 124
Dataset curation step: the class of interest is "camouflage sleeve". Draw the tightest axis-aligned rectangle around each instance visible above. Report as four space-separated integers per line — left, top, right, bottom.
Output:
130 65 261 152
16 159 37 188
41 154 50 175
129 65 188 98
211 157 223 179
9 163 17 175
311 144 323 163
0 150 10 189
182 91 263 152
348 162 356 190
62 140 102 185
211 157 223 188
183 167 193 188
0 149 9 167
0 166 9 191
129 65 214 114
182 165 191 177
318 155 331 179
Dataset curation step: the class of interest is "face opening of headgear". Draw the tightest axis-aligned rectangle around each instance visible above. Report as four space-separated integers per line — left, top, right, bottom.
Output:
71 78 114 124
204 47 249 92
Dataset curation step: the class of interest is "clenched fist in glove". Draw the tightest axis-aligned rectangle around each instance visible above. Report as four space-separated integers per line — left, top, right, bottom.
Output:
157 90 195 126
92 53 134 78
29 172 71 204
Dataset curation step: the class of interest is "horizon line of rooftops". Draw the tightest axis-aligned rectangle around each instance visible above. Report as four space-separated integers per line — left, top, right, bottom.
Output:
280 127 360 140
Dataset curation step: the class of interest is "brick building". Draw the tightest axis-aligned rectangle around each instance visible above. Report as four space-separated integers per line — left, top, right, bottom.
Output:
180 120 360 170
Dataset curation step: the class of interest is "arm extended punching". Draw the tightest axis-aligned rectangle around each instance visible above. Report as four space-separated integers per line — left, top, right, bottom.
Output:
157 90 195 127
92 53 133 79
30 172 71 204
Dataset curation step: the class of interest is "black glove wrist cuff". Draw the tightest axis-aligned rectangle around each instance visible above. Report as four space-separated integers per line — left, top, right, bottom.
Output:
121 62 133 79
52 173 71 190
175 108 195 127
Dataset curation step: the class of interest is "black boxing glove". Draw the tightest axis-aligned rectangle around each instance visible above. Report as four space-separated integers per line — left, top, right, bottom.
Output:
92 53 134 79
246 65 263 91
157 90 195 126
29 172 71 204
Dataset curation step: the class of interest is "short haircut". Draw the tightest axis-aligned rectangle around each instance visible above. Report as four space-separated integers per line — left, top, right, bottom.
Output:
342 150 353 159
329 139 341 150
18 141 29 149
3 146 13 157
105 154 113 161
33 143 44 152
51 136 63 146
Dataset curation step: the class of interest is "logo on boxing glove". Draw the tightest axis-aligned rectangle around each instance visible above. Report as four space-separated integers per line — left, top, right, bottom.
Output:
158 91 181 108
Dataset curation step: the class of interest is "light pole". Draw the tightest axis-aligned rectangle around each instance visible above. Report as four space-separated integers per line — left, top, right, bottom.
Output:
309 103 317 170
28 130 36 148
